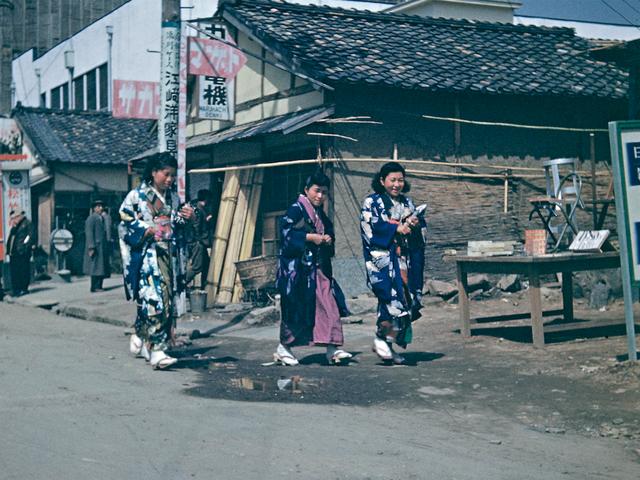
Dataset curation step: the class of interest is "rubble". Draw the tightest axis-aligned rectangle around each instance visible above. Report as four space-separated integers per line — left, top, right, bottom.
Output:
497 274 521 293
245 305 279 326
426 279 458 299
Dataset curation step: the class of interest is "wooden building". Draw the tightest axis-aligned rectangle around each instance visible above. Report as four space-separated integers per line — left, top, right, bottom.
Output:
170 0 628 300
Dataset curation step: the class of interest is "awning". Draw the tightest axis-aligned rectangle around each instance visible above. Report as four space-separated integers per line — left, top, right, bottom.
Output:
130 106 334 162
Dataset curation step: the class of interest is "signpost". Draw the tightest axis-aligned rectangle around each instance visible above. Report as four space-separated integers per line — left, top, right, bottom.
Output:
608 120 640 362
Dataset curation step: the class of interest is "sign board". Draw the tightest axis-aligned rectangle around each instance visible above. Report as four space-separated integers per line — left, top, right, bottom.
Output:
112 80 160 119
569 230 610 252
609 120 639 362
1 169 31 251
51 228 74 252
198 75 235 121
188 36 246 78
610 121 640 287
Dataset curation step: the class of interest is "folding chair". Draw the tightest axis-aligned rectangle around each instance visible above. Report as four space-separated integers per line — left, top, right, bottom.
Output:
528 158 584 251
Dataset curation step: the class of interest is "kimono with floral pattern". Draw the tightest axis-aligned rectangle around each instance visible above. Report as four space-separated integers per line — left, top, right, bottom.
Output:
276 198 350 347
118 182 188 350
360 192 427 347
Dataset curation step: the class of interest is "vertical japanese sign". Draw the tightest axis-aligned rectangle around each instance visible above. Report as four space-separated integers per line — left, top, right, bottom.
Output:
609 120 639 361
160 22 180 161
2 169 31 248
178 22 188 202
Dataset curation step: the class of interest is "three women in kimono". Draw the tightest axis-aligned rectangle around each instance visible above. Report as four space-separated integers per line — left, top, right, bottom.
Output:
360 162 427 365
274 170 353 366
119 152 194 370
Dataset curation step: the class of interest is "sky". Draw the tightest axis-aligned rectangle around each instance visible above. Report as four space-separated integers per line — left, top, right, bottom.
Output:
516 0 640 26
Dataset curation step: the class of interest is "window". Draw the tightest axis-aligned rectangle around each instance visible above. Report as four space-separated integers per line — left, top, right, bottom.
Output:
99 63 108 110
40 92 46 108
86 69 97 110
51 88 60 109
73 76 84 110
62 83 69 110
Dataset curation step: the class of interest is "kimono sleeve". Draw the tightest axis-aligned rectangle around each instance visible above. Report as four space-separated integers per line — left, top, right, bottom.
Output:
119 190 151 248
280 204 307 257
360 196 397 249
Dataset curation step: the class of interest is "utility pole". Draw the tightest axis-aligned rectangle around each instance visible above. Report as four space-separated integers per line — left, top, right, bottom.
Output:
159 0 186 202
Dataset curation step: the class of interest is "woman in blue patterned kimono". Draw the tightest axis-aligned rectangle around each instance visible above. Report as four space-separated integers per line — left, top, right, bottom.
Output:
119 152 193 370
360 162 427 365
274 170 352 366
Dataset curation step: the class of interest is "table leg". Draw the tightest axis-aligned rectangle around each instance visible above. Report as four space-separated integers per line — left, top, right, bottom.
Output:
456 263 470 337
529 268 545 348
562 271 574 323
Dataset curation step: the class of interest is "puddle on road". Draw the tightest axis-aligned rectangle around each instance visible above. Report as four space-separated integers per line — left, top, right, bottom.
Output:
230 375 321 395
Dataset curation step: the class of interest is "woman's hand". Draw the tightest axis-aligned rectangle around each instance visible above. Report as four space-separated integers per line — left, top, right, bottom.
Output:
406 216 420 227
396 223 411 235
179 204 194 220
306 233 325 246
144 227 156 238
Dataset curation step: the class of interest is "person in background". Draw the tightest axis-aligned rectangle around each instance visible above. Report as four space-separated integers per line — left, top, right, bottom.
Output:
119 152 194 370
101 205 113 279
186 189 213 289
274 169 353 366
6 210 34 297
360 162 427 365
83 200 109 292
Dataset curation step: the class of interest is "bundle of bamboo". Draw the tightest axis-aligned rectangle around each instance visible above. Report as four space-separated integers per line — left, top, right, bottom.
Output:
217 169 254 304
205 171 241 307
232 168 264 302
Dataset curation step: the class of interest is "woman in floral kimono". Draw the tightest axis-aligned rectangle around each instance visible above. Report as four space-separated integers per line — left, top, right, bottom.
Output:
274 170 352 366
360 162 427 365
119 152 193 369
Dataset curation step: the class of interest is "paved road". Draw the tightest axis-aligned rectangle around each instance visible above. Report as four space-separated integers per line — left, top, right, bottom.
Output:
1 301 638 480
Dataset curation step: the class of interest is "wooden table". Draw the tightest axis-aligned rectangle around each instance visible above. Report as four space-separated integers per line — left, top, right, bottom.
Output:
446 252 621 348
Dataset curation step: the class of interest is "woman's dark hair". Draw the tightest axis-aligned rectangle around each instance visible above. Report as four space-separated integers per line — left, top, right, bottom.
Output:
142 152 178 184
371 161 410 194
303 169 331 190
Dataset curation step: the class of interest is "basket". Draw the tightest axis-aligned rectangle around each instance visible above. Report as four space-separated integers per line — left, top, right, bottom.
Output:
234 255 278 292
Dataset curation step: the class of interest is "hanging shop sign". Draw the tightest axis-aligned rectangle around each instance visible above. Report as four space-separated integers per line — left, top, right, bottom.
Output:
188 36 246 78
198 75 235 121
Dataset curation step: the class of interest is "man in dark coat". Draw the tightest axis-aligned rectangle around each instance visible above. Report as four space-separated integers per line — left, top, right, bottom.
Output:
6 210 34 297
83 200 109 292
186 189 213 289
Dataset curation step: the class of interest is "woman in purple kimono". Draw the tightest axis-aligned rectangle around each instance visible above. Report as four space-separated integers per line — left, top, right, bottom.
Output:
274 170 352 366
360 162 427 364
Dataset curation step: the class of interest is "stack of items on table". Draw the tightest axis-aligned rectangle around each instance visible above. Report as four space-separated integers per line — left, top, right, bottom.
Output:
466 240 518 257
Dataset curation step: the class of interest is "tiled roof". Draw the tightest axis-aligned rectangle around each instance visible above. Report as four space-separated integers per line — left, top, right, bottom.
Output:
220 0 628 99
13 107 156 165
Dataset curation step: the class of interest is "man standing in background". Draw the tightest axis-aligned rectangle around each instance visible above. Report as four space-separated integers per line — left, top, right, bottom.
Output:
6 210 34 297
83 200 109 292
186 189 213 289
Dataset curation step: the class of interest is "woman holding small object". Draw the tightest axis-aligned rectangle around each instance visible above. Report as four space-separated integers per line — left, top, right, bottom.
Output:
360 162 427 364
274 170 352 366
118 152 194 370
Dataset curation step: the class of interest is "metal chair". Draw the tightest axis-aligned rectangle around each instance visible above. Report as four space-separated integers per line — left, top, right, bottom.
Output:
529 158 585 251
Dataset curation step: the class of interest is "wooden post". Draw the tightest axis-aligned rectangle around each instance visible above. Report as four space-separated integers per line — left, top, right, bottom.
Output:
217 169 253 304
528 266 545 348
561 270 574 323
456 262 470 337
590 132 597 229
503 174 509 213
205 171 241 307
232 168 264 302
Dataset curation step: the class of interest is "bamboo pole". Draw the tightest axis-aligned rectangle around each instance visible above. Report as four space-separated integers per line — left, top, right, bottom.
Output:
217 169 253 304
190 157 604 177
205 170 241 307
232 168 264 303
